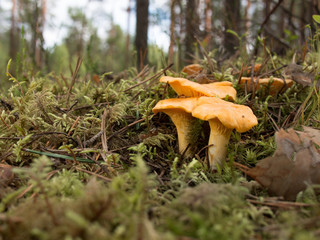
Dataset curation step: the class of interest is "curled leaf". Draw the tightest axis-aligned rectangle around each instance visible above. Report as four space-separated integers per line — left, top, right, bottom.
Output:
245 127 320 200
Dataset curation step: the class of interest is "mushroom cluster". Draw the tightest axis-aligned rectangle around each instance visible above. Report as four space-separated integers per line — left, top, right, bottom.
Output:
153 75 258 170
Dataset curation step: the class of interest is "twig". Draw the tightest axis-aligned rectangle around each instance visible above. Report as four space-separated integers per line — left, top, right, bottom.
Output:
98 151 113 177
253 0 285 56
60 73 69 89
67 57 83 104
258 64 287 78
67 100 79 112
71 102 110 112
75 167 111 182
123 64 173 92
101 108 109 152
67 116 80 136
267 112 280 131
247 199 313 209
195 37 215 72
0 132 78 146
132 65 150 82
63 145 78 162
107 117 151 141
0 115 9 129
233 161 250 175
236 63 245 86
83 131 104 147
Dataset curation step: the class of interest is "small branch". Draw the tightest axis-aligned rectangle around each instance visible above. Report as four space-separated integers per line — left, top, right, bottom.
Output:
195 37 215 72
107 117 150 141
67 116 80 136
0 115 9 129
247 199 313 209
253 0 285 56
83 131 104 147
66 57 83 104
75 167 111 182
260 0 284 30
123 64 173 92
101 108 109 152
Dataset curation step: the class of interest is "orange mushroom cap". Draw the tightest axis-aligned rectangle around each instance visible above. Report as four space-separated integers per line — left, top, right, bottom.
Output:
160 76 237 101
245 64 262 74
193 97 258 132
152 98 198 115
192 97 258 169
152 98 199 157
182 64 204 75
240 77 293 95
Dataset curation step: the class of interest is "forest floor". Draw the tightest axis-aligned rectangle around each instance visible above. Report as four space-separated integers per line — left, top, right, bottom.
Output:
1 43 320 240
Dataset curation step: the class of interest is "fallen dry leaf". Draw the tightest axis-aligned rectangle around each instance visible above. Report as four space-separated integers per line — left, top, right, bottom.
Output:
282 63 314 87
245 127 320 201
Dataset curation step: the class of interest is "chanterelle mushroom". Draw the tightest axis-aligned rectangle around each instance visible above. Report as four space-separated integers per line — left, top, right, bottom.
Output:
192 97 258 170
240 77 293 96
182 63 204 75
152 98 198 157
160 76 237 101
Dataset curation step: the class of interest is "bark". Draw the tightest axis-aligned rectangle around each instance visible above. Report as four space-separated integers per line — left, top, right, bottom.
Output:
204 0 212 33
10 0 18 60
244 0 251 47
135 0 149 71
184 0 199 63
31 1 39 66
125 0 132 68
224 0 241 54
204 0 212 48
264 0 271 30
31 0 46 69
253 0 284 56
168 0 176 65
299 0 306 43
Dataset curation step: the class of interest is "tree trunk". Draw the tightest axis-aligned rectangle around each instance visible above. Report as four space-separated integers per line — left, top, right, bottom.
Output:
244 0 251 47
135 0 149 71
31 0 46 69
184 0 199 64
168 0 176 65
299 0 306 43
264 0 271 31
125 0 132 68
10 0 18 60
204 0 212 48
224 0 241 54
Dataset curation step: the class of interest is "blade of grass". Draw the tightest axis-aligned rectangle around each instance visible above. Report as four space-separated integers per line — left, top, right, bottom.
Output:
23 148 96 163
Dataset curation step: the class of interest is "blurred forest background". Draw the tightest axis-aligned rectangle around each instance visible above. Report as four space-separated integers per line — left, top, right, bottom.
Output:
0 0 319 88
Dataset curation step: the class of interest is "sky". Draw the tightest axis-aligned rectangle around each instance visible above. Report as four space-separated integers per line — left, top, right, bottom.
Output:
2 0 170 50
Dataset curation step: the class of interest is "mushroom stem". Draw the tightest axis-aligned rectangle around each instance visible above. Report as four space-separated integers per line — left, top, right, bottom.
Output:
165 109 195 157
208 118 232 170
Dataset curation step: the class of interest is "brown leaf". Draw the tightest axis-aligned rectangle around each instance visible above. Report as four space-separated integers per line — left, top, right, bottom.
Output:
246 128 320 200
282 63 314 87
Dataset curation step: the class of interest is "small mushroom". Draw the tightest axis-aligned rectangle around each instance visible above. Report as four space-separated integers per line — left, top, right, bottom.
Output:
152 98 198 157
245 64 262 74
240 77 293 95
192 97 258 170
182 64 210 84
182 64 204 75
160 76 237 101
